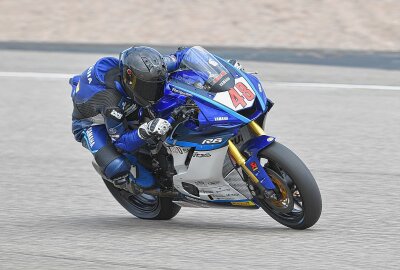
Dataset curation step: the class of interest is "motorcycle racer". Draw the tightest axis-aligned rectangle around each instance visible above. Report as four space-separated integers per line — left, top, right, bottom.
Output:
69 45 321 229
69 46 187 190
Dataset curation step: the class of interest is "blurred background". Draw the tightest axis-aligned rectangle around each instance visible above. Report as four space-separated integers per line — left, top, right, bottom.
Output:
1 0 400 50
0 1 399 269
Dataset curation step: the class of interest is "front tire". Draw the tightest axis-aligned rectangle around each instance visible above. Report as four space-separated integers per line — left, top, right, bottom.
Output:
103 180 181 220
257 142 322 229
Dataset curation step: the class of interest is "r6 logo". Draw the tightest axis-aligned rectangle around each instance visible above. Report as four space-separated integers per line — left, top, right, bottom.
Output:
202 138 223 144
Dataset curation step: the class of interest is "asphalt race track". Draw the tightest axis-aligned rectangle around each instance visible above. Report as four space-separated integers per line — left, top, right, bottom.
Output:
0 49 399 269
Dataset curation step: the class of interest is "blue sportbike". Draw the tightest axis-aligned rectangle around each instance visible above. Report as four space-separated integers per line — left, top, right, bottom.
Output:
95 46 322 229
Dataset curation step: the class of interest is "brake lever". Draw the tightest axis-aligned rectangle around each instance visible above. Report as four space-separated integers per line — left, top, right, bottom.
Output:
166 108 194 141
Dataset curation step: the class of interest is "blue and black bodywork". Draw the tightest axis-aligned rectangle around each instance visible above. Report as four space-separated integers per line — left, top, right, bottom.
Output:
150 46 277 198
155 59 272 144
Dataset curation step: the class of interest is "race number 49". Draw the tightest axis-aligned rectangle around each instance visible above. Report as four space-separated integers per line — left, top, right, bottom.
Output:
228 82 255 108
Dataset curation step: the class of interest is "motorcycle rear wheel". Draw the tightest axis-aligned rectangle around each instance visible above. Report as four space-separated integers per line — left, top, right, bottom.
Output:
103 180 181 220
257 142 322 229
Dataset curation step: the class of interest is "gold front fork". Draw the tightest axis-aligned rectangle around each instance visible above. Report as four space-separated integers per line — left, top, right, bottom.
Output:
248 120 266 136
227 121 266 187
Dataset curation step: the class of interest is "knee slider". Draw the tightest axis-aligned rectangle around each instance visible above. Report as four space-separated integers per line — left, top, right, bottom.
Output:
103 157 131 179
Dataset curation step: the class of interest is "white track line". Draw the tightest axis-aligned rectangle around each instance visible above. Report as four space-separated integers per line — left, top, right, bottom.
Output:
267 81 400 91
0 71 73 79
1 71 400 91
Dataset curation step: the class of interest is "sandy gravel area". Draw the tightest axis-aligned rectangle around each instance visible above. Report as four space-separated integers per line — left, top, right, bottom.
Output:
1 0 399 51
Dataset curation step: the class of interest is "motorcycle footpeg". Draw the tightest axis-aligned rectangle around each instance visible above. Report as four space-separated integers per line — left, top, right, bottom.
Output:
113 178 128 186
103 177 141 194
102 176 125 186
144 188 179 197
128 182 144 194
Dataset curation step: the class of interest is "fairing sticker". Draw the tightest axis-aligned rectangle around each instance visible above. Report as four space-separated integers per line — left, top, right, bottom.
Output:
213 77 256 111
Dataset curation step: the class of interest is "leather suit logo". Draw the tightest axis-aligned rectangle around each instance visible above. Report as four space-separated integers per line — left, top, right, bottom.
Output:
86 66 93 84
111 110 123 119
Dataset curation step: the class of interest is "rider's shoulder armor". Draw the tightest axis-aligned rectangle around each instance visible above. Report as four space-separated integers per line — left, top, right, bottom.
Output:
73 57 119 104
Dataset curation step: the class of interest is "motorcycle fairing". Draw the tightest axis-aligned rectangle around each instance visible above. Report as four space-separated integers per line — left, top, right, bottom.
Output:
156 47 275 206
167 79 251 123
168 145 257 205
161 74 266 151
216 56 268 112
164 128 235 151
212 76 257 111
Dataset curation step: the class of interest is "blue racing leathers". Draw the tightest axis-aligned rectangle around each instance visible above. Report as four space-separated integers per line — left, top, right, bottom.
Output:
70 57 144 152
70 49 185 186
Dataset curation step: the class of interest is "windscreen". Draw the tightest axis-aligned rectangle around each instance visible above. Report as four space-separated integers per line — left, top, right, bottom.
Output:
179 46 234 92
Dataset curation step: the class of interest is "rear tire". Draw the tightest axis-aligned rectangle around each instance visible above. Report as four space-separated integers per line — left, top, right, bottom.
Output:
103 180 181 220
257 142 322 229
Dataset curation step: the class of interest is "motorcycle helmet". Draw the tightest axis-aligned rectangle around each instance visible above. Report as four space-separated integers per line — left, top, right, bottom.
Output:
120 46 168 106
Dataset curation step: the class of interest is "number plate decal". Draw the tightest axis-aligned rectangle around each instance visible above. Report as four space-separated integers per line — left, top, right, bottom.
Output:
213 77 256 111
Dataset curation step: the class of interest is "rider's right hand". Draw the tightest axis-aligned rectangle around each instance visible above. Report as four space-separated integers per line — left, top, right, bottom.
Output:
138 118 171 140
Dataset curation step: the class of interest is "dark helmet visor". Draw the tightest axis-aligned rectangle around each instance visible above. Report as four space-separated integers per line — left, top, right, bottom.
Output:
125 77 165 106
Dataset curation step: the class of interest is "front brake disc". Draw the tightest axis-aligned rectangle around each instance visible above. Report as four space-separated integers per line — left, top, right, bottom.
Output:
263 168 294 213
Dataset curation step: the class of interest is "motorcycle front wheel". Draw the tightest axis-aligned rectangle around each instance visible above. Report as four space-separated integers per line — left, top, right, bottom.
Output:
103 180 181 220
256 142 322 229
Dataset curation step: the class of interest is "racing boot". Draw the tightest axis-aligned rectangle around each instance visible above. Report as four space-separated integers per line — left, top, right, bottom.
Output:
127 165 156 191
110 170 156 193
102 156 155 192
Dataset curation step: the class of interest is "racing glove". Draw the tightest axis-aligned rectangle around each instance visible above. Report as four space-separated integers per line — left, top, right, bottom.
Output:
137 118 171 140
